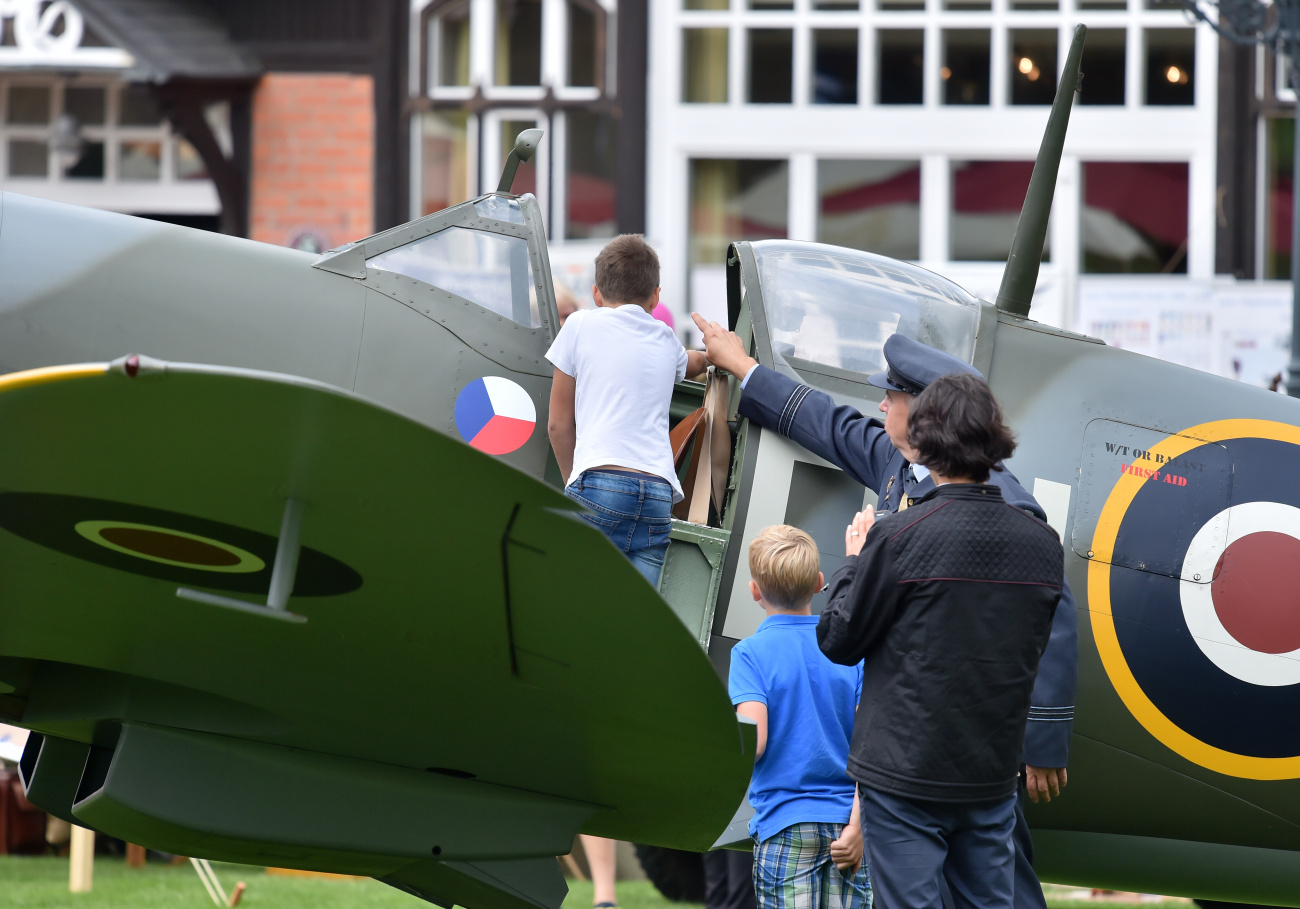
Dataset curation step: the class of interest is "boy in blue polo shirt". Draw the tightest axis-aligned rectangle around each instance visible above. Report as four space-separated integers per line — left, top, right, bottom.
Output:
729 525 870 909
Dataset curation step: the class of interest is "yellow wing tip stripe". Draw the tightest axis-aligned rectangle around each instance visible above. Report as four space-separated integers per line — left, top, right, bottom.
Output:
0 363 108 394
1089 418 1300 780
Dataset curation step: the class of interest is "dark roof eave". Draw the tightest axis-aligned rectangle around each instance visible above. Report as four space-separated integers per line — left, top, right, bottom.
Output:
72 0 262 84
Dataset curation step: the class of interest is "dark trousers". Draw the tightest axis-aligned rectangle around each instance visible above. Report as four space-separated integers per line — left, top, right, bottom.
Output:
859 786 1016 909
1011 784 1047 909
703 849 757 909
939 779 1047 909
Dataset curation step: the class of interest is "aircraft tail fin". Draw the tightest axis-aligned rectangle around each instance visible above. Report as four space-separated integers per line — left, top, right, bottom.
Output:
994 24 1087 318
383 856 568 909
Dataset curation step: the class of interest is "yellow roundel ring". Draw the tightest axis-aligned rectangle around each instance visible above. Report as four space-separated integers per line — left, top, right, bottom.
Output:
1089 417 1300 780
74 520 266 574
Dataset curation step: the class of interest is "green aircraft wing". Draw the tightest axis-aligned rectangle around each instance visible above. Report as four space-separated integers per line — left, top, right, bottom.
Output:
0 357 754 908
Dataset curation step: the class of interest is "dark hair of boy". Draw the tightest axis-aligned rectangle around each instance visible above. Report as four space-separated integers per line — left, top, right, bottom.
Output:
907 373 1017 483
594 234 660 305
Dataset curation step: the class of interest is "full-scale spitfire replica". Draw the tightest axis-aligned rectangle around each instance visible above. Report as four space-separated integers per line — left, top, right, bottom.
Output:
3 24 1300 907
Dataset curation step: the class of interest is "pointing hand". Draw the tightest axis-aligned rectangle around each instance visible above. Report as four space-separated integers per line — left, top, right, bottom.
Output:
691 313 757 379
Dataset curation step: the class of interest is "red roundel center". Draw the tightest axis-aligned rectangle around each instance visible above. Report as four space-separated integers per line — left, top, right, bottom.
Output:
1212 531 1300 654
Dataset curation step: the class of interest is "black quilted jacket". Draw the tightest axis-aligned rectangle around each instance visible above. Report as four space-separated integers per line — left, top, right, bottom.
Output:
819 483 1064 803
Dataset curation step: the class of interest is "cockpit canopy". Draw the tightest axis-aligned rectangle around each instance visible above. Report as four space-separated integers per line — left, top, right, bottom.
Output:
752 241 981 382
365 195 541 328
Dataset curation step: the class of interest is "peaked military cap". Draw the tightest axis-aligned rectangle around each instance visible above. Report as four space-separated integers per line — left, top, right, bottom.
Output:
866 334 982 395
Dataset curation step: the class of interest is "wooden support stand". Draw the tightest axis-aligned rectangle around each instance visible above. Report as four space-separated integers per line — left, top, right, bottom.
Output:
69 826 94 893
127 843 147 868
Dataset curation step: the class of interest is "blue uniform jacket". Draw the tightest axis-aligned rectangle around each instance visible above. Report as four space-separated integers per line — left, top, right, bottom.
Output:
738 364 1077 768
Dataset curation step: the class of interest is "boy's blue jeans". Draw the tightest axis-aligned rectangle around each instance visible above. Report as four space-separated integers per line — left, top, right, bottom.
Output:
565 469 674 587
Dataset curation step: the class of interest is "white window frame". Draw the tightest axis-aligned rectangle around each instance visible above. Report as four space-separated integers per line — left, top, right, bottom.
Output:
411 0 618 229
652 0 1219 334
0 75 219 214
482 107 551 208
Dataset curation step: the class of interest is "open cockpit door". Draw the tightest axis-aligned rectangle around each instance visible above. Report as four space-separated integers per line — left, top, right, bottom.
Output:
312 193 560 484
707 241 996 655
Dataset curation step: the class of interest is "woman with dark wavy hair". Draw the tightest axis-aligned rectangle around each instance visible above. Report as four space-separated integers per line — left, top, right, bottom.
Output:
817 373 1064 909
907 372 1017 485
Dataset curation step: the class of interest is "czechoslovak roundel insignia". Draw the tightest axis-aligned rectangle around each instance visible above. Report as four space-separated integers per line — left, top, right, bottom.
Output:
454 377 536 455
1090 418 1300 779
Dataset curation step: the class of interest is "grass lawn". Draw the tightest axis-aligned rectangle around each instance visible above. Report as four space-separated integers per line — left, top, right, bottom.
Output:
0 857 1190 909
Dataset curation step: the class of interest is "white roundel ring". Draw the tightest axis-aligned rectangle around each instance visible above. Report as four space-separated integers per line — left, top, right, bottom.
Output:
1180 501 1300 687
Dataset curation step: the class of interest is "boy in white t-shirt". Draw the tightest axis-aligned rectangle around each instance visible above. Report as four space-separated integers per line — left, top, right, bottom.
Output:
546 234 708 587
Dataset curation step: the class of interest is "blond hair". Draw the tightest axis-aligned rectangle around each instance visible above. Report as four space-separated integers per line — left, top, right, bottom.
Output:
553 280 581 325
748 525 821 609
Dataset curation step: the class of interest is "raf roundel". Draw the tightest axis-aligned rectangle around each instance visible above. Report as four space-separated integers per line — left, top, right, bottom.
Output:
454 377 537 455
1089 418 1300 780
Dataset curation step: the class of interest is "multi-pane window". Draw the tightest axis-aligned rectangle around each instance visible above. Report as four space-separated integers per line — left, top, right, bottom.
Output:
680 153 1194 271
666 1 1208 320
674 2 1201 110
1 78 215 185
414 0 617 238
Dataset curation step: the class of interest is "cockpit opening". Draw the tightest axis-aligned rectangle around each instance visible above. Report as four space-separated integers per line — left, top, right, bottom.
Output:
752 241 981 381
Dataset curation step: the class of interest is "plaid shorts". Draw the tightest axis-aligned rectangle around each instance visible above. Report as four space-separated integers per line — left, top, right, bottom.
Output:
753 822 872 909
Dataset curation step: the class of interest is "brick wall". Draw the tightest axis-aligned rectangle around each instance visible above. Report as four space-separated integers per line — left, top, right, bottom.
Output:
250 73 374 251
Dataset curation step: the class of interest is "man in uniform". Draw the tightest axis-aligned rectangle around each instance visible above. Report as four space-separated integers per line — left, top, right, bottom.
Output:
692 315 1076 909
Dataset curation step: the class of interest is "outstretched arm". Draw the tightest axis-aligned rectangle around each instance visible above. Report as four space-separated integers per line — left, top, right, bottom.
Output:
691 314 895 490
685 349 709 380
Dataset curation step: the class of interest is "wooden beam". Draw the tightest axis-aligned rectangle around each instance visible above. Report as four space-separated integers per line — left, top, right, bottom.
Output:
152 80 256 238
69 826 94 892
126 842 146 868
372 0 409 230
615 0 648 235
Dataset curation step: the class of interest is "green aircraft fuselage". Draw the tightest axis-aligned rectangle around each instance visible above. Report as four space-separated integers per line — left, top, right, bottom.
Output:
2 25 1300 909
